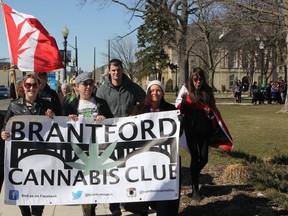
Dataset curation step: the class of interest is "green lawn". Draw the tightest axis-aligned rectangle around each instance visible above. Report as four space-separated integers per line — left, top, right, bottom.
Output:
165 93 288 167
217 104 288 158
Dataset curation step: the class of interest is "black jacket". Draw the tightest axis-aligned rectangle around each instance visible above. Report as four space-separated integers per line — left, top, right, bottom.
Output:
40 84 62 116
132 99 176 115
3 96 54 130
64 94 114 118
9 83 62 116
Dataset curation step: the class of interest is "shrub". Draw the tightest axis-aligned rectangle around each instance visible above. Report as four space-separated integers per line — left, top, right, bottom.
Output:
231 153 288 210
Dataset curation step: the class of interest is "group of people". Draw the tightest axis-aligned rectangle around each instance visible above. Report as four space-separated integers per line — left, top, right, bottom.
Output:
233 78 287 105
251 80 287 104
0 59 221 216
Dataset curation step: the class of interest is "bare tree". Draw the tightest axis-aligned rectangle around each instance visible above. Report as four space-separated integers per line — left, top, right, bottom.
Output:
109 37 138 81
79 0 203 87
184 0 226 88
218 0 288 112
222 1 285 85
80 0 287 96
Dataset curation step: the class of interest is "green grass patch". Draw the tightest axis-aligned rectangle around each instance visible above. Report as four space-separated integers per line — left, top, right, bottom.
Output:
165 93 288 209
177 103 288 166
216 104 288 159
165 93 288 165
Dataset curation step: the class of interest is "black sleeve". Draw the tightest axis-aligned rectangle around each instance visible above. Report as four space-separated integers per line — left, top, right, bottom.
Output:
52 91 63 116
63 100 78 116
96 97 114 118
2 103 14 131
180 96 187 115
9 83 17 99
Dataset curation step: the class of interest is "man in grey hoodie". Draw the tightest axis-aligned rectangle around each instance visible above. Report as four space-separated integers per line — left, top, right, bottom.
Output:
96 59 146 216
96 59 146 118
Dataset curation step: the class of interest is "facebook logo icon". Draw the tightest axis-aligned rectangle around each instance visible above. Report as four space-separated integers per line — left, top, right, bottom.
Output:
9 190 19 200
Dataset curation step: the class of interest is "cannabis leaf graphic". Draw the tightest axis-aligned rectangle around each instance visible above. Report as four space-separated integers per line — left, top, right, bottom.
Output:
66 140 123 176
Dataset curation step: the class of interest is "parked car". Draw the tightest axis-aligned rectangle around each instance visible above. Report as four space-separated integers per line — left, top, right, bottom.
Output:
0 87 10 98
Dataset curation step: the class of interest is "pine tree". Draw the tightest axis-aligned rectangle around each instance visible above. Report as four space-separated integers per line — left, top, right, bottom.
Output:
136 1 176 81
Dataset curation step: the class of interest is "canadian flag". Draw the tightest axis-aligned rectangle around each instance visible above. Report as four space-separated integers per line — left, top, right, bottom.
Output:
2 4 64 72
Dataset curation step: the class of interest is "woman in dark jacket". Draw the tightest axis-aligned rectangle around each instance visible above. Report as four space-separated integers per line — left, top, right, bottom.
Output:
64 94 113 119
64 72 113 216
1 74 55 216
127 80 180 216
178 67 216 201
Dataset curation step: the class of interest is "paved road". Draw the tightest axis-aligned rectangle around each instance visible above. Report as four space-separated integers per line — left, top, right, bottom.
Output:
0 98 10 111
1 189 156 216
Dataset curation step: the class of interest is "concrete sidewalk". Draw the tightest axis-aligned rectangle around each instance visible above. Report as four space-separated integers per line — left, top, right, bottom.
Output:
0 189 156 216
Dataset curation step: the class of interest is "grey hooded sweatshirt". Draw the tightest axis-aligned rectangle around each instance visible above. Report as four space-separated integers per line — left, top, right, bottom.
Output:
96 73 146 117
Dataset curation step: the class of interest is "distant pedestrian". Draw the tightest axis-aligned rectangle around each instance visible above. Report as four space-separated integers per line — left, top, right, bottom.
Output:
233 80 243 103
58 82 71 113
9 68 17 99
63 77 78 110
251 81 262 104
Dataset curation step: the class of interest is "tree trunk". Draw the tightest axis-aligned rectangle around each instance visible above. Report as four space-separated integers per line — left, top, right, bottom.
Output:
279 0 288 113
177 0 189 86
178 50 189 86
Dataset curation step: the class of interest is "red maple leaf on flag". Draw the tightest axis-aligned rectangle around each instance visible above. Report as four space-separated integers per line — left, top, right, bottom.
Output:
2 3 64 72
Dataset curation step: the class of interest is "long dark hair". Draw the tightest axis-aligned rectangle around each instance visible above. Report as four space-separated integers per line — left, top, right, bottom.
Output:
187 67 216 108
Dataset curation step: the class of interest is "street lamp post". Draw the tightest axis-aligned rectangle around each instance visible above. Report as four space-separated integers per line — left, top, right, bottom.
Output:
108 39 111 65
259 41 264 86
93 46 96 80
62 25 69 81
74 36 78 75
68 36 78 76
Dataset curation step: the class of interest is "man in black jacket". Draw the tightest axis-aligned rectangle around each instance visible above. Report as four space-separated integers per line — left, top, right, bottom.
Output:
36 72 62 116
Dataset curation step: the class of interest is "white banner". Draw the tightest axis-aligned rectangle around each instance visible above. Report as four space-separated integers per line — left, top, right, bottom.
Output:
4 110 180 205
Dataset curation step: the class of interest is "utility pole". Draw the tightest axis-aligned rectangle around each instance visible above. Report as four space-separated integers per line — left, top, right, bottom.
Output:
108 39 110 65
93 47 96 81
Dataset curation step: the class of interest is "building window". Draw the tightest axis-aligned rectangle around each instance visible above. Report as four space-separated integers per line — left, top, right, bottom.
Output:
229 74 235 89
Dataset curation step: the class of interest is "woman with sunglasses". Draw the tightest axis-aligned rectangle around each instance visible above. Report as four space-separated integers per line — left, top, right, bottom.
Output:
64 72 113 120
1 74 55 216
178 67 216 201
64 72 113 216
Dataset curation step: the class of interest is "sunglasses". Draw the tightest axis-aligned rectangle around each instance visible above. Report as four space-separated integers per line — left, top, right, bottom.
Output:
193 78 203 82
81 81 94 87
24 82 38 89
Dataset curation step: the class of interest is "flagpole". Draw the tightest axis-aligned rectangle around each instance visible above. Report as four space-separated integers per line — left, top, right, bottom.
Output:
1 1 18 98
10 65 18 98
1 1 13 67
